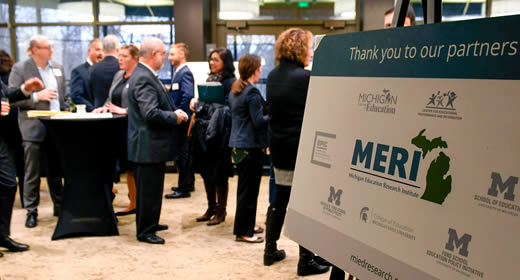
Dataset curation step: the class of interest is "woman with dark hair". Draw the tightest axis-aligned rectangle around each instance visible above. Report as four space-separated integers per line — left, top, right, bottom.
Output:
0 49 14 84
229 54 267 243
191 48 236 226
263 28 329 276
93 44 139 215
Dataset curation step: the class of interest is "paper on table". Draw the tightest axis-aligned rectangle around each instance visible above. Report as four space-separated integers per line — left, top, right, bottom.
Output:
51 112 113 119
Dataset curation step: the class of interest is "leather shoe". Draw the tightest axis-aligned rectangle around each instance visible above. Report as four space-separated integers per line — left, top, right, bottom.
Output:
155 224 168 231
138 234 165 244
0 237 30 252
165 191 190 199
25 212 37 228
171 186 195 192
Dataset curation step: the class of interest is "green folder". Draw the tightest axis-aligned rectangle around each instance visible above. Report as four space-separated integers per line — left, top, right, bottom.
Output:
197 82 225 104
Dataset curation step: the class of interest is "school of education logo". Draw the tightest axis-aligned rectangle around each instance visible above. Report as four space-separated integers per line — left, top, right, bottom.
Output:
359 207 369 223
358 88 398 114
418 90 462 120
474 172 519 217
320 186 346 220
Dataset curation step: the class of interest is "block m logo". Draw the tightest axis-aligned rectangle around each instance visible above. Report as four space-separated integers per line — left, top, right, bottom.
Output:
488 172 518 202
328 186 343 206
445 228 472 257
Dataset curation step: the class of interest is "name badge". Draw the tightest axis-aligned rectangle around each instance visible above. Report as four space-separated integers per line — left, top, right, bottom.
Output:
52 68 63 77
171 83 179 90
125 83 129 89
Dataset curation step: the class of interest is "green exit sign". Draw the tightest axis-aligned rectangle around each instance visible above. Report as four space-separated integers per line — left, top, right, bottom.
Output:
298 1 309 8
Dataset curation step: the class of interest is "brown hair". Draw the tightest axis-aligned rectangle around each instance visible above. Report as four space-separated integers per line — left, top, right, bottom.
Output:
120 44 139 59
0 49 13 73
274 28 313 64
172 42 189 59
231 54 261 94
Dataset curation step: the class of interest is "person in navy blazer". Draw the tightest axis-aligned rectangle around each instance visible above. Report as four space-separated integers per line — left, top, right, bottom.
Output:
127 37 188 244
89 35 120 108
70 39 104 112
164 43 195 199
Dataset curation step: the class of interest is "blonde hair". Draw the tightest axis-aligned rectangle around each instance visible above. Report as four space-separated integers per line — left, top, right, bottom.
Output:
274 28 313 64
172 43 189 59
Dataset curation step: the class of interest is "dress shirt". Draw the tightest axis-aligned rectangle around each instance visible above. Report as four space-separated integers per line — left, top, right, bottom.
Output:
33 62 60 111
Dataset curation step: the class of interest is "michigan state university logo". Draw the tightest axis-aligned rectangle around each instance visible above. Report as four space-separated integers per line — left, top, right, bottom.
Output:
328 186 343 206
445 228 472 257
359 207 369 223
488 172 518 202
351 128 452 205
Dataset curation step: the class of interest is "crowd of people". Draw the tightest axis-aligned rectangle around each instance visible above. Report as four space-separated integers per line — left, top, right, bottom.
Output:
0 22 401 278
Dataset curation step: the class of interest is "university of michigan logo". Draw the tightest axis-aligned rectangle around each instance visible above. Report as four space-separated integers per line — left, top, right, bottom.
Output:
488 172 518 202
445 228 472 257
328 186 343 206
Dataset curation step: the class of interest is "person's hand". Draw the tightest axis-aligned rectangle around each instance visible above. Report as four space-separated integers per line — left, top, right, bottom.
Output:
189 98 198 112
92 106 108 113
35 88 57 102
107 103 127 115
23 77 44 92
174 109 189 124
1 99 10 116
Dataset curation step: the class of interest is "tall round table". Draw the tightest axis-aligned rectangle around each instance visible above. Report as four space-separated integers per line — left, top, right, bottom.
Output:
40 115 127 240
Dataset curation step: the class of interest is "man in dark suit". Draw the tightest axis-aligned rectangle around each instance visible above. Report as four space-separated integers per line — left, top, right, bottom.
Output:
70 39 104 112
89 35 120 108
0 77 44 257
164 43 195 199
9 35 68 228
127 37 188 244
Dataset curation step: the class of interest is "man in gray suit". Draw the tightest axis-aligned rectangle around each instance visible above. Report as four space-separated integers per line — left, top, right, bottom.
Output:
9 34 68 228
127 37 188 244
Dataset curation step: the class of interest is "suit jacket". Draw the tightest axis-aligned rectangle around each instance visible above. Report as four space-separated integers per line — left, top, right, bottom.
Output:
105 70 130 108
9 58 67 142
169 65 194 119
89 55 120 108
70 62 94 112
127 63 180 164
228 84 268 149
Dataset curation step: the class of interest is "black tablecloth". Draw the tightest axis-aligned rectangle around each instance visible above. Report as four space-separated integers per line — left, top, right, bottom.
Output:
41 115 127 240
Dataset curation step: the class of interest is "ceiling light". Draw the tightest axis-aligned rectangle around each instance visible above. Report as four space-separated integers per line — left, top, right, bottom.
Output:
57 2 125 22
219 0 259 20
334 0 355 19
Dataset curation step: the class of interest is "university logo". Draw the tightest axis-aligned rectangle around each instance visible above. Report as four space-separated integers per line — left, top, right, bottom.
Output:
445 228 472 257
426 90 458 109
359 207 369 223
488 172 518 202
357 88 398 114
328 186 343 206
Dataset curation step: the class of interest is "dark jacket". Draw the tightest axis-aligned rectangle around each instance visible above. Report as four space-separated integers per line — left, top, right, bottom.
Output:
127 63 180 164
70 62 94 111
228 83 268 149
266 59 310 170
170 65 194 119
89 55 120 108
192 101 231 154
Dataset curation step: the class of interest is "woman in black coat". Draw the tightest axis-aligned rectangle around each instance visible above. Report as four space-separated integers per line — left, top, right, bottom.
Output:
263 28 329 277
228 54 268 243
191 48 236 226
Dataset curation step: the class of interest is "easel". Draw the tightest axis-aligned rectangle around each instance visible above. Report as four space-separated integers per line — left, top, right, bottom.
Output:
392 0 442 27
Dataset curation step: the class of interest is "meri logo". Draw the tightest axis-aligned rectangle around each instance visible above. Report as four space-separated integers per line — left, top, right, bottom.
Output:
328 186 343 206
445 228 472 257
488 172 518 202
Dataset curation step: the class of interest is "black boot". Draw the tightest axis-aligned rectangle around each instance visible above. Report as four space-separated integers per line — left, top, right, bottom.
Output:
263 206 286 266
0 236 29 252
196 183 216 222
297 246 330 276
208 184 228 226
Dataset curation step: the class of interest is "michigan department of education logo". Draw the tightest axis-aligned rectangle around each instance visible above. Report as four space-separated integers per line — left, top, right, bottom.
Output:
359 207 369 223
320 186 346 220
418 90 462 120
474 171 519 217
358 88 398 114
426 228 484 278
